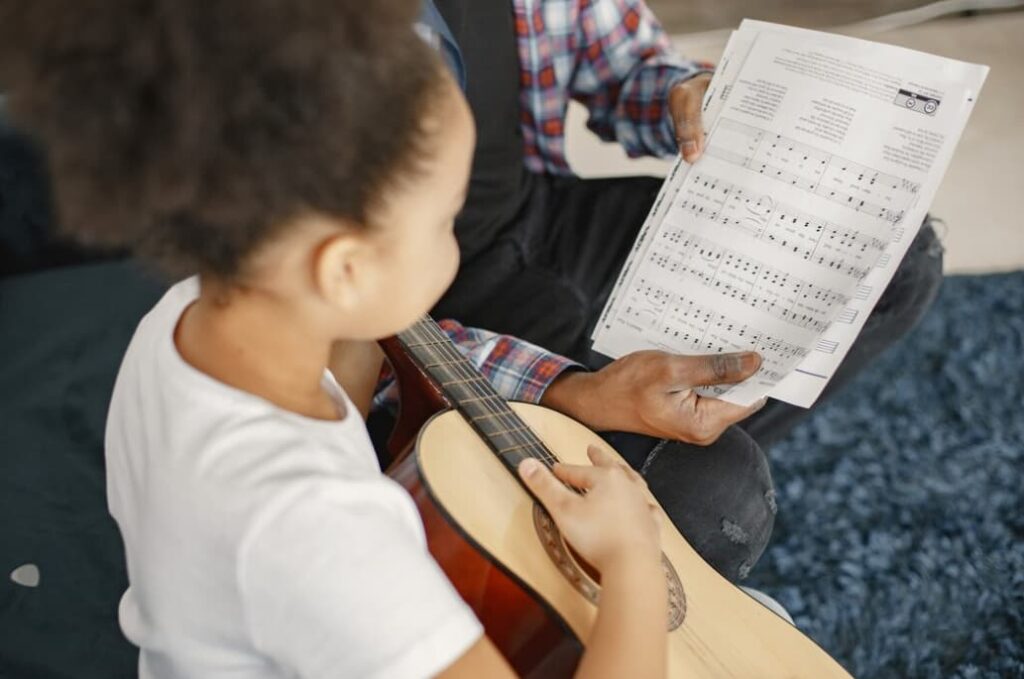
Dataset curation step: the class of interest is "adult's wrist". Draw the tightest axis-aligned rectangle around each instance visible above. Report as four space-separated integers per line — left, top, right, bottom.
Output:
539 369 600 427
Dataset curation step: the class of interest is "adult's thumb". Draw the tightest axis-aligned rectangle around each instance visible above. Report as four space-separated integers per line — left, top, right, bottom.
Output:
682 351 762 387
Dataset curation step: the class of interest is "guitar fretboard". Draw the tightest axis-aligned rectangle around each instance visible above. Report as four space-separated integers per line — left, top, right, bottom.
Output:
397 317 559 473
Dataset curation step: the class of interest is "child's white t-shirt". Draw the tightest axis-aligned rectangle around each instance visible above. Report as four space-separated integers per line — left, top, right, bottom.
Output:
105 278 483 679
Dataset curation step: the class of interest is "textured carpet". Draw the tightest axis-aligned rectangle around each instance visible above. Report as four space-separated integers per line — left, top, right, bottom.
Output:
745 271 1024 678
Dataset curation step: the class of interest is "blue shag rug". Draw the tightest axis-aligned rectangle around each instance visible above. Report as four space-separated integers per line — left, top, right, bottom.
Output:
745 271 1024 678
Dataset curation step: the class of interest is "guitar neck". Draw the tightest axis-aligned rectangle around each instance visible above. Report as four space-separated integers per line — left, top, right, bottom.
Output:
396 316 558 475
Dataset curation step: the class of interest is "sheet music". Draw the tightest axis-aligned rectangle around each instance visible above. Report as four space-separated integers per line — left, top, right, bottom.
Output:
593 21 988 407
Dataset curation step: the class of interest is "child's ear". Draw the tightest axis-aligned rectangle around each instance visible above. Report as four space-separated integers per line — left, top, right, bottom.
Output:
312 230 376 312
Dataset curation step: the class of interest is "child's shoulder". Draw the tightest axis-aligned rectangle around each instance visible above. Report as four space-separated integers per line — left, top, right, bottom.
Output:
106 275 389 533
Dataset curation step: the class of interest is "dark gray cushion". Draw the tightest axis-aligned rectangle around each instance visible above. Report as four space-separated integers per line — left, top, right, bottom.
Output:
0 260 167 678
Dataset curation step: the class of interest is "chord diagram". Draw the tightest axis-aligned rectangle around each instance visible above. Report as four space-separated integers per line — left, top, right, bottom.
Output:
705 117 920 224
837 308 859 324
815 339 840 354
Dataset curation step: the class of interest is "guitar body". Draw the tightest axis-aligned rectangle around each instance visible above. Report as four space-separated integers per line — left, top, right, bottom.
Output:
390 402 852 678
380 326 850 677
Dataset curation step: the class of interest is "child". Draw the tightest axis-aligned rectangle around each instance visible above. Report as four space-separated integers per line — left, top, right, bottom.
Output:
0 0 668 676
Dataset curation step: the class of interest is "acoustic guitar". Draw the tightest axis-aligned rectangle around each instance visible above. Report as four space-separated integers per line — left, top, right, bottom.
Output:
381 316 852 678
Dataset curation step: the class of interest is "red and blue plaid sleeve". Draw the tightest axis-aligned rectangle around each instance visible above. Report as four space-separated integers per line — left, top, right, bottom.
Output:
514 0 712 173
373 319 582 412
569 0 713 159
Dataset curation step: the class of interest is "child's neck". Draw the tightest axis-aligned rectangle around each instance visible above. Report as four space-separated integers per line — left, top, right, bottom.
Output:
175 283 345 421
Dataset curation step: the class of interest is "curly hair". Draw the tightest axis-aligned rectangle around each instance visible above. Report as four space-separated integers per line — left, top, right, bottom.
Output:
0 0 444 278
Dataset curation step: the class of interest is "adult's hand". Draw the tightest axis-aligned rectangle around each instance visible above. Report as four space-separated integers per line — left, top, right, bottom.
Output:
669 72 712 164
541 350 766 445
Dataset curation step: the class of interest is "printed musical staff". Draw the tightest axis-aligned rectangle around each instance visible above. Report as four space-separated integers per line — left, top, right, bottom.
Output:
854 284 873 301
620 278 811 385
652 230 850 333
704 118 920 224
675 171 890 279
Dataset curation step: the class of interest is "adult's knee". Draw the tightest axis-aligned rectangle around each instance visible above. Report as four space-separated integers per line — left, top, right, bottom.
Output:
872 218 944 334
641 426 776 583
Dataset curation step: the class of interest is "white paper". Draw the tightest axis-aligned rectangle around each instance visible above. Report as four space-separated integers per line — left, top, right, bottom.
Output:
592 21 988 407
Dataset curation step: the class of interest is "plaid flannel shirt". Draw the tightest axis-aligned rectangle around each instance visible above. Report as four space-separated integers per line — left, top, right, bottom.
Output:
420 0 713 174
374 319 581 411
385 1 705 411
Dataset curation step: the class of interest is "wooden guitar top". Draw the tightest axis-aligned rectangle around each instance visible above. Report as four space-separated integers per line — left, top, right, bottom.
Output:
416 403 853 679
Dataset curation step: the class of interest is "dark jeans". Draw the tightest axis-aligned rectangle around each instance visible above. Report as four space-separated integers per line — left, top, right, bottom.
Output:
434 173 944 582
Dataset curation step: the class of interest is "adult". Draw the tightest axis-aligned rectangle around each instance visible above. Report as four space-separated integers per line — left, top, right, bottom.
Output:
422 0 943 449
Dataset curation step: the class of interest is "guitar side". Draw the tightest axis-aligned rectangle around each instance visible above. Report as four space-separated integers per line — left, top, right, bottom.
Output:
390 431 584 678
398 403 853 679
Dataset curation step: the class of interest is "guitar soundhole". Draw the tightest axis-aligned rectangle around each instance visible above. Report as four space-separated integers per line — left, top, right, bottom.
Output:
532 504 686 631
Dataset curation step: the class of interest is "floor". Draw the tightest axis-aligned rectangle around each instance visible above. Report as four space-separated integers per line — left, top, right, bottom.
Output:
565 10 1024 274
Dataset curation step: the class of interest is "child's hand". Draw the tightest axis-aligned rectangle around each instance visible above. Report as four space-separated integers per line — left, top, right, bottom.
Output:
518 446 662 574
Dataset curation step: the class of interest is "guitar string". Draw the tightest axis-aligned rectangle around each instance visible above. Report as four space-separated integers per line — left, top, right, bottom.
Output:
668 624 725 674
403 318 559 467
400 317 559 468
408 317 610 499
400 316 538 457
680 626 734 676
403 318 586 499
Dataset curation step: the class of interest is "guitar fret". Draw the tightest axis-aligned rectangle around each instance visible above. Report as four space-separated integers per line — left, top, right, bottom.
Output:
440 376 488 387
497 441 544 455
460 402 518 423
421 358 485 372
486 425 533 437
469 411 508 422
459 393 506 404
402 339 451 348
400 315 561 470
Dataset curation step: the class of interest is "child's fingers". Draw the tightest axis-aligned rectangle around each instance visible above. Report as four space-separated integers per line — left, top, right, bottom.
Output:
587 445 646 486
551 462 600 490
518 458 580 515
586 445 616 467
